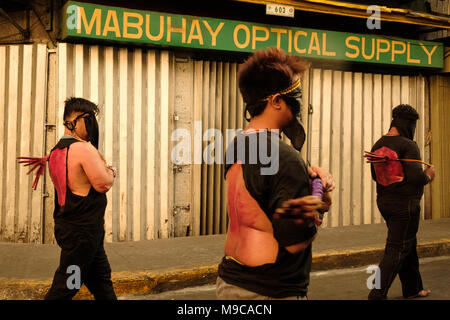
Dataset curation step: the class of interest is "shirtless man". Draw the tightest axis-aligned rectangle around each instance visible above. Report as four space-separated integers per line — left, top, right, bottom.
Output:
44 97 117 300
216 48 333 300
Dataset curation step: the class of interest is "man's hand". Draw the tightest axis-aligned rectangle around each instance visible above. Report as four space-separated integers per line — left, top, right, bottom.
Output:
321 191 332 212
274 196 323 226
308 166 335 192
424 165 435 182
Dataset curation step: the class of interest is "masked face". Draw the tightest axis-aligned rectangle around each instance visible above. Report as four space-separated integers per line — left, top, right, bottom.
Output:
64 112 99 149
390 117 417 140
281 86 306 152
281 86 302 118
83 113 99 149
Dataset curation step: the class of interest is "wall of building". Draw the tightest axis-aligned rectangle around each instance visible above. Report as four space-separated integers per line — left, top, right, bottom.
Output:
0 44 48 243
303 68 429 227
56 43 175 242
429 74 450 219
0 0 446 243
0 41 435 243
420 0 450 41
0 1 56 47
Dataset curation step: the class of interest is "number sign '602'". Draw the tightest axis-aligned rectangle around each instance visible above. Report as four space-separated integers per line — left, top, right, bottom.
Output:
266 3 295 18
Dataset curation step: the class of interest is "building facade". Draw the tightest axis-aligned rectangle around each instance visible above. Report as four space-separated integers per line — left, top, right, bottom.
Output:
0 0 448 243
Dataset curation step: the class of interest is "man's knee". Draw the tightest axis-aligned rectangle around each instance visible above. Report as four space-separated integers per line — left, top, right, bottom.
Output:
384 240 403 256
399 238 416 259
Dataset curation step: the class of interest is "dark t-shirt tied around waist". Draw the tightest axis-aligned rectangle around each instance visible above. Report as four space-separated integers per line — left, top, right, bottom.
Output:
219 130 316 298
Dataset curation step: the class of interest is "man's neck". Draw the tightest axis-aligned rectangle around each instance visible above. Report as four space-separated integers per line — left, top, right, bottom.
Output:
246 117 281 132
63 130 83 141
64 128 74 137
386 127 400 136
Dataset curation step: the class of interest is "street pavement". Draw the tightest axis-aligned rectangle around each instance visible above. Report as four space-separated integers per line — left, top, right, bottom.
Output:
120 256 450 300
0 218 449 299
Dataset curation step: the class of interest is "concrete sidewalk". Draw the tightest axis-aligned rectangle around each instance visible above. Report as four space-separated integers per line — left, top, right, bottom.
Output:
0 219 449 300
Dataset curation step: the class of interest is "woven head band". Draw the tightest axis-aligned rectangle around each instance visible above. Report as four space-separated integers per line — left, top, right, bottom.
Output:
261 78 301 102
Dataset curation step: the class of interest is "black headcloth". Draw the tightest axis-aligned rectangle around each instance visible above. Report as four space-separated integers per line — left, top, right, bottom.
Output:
389 105 419 140
63 112 99 149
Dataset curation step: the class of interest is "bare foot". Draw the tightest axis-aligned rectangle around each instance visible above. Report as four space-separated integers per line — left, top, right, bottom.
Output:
407 289 431 299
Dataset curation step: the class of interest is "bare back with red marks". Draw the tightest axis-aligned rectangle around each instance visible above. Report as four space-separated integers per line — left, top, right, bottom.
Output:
224 163 278 266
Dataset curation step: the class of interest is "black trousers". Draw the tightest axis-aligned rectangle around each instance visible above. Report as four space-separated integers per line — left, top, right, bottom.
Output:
44 223 117 300
368 198 424 300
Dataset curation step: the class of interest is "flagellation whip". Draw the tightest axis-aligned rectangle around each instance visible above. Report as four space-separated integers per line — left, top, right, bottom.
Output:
364 151 433 167
17 155 50 190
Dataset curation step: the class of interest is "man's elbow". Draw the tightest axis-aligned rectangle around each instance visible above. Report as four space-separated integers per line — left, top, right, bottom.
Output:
93 183 112 193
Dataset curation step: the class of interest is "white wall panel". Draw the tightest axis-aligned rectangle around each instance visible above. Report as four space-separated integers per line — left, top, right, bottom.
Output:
0 44 47 243
57 43 172 241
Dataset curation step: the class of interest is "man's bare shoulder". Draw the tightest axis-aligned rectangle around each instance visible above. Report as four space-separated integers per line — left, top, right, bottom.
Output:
69 141 98 157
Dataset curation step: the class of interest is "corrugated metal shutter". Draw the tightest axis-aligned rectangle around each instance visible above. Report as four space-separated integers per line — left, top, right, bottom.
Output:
430 75 450 219
0 44 48 243
192 61 245 236
306 68 427 227
57 43 173 242
0 44 431 243
194 64 428 234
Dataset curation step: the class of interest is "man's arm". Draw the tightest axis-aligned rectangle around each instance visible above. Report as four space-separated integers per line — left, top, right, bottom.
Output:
274 166 333 253
73 142 115 193
403 142 432 186
267 157 328 253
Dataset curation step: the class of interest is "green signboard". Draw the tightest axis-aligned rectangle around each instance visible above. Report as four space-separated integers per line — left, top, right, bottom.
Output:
62 1 444 69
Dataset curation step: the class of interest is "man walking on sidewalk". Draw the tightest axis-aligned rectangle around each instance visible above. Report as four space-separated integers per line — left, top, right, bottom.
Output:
368 104 434 300
216 48 333 300
44 98 117 300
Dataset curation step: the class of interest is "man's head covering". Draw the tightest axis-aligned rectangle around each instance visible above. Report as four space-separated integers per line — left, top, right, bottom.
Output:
238 48 308 151
390 104 419 140
82 113 99 149
259 78 306 151
63 97 100 149
63 112 99 149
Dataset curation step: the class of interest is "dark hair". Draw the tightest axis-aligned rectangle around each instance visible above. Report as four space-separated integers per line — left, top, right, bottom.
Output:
238 48 308 118
63 97 99 120
392 104 419 121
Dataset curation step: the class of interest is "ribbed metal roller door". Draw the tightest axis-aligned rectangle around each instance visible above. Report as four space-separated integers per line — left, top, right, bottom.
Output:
194 65 428 233
0 44 48 243
57 43 173 242
305 68 428 228
190 60 245 236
